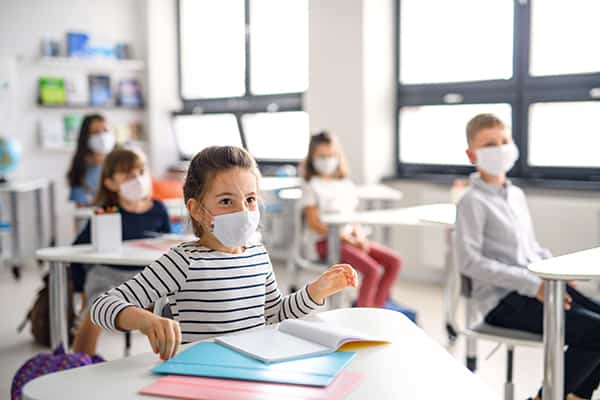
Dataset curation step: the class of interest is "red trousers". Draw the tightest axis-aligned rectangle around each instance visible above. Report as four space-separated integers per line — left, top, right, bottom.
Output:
317 240 402 307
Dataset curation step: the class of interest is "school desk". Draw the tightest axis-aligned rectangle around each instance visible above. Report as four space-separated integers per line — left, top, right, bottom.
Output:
528 247 600 400
36 235 194 349
22 308 500 400
321 204 457 318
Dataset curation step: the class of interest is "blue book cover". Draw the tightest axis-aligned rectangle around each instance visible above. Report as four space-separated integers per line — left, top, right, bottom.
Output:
88 75 111 106
152 342 356 387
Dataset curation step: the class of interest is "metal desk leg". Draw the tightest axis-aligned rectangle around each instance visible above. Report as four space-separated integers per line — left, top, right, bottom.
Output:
443 227 459 343
543 279 565 400
327 224 342 309
48 181 57 244
9 190 19 260
35 188 45 248
49 261 69 349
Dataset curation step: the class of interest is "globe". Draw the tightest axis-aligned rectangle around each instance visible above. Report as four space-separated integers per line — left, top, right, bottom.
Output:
0 137 21 178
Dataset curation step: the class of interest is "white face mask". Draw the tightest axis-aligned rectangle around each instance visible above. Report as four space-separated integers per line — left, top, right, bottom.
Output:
475 143 519 177
119 174 151 202
313 156 339 175
205 208 260 248
88 131 116 154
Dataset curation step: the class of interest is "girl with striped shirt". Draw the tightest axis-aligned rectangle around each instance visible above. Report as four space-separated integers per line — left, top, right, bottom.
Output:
91 146 357 360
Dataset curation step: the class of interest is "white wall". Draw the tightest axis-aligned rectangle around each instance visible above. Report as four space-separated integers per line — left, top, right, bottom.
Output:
0 0 149 251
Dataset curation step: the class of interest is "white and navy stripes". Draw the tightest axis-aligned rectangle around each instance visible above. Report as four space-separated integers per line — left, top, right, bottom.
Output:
90 242 325 344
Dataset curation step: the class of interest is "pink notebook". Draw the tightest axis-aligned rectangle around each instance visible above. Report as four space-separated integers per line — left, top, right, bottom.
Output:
139 371 363 400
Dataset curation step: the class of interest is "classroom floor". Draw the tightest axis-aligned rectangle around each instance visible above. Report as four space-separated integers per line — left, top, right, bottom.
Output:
1 261 594 400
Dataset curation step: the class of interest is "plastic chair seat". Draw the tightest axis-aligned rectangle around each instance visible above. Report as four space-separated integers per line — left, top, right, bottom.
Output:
465 322 543 347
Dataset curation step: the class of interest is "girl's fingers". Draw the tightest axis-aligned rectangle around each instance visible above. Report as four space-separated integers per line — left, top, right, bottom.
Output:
155 328 166 359
173 322 182 357
146 330 158 354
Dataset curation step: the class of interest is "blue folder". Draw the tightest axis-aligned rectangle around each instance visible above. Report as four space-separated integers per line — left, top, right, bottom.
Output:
152 342 356 387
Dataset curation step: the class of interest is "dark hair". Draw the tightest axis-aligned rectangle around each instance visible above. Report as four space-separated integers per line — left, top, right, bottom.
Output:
95 147 146 207
466 113 506 145
66 114 105 188
183 146 260 238
302 130 348 181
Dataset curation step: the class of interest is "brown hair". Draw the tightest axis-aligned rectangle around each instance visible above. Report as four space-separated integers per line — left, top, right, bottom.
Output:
466 113 506 145
183 146 261 238
67 114 105 188
95 147 146 207
302 131 348 182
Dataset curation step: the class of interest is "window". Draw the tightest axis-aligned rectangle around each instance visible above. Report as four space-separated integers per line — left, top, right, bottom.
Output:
242 111 309 161
528 102 600 168
530 1 600 77
396 0 600 184
399 0 513 84
172 114 243 160
399 104 511 165
179 0 246 99
249 0 309 95
177 0 308 166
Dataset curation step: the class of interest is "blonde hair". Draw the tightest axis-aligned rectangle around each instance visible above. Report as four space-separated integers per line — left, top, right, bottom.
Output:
183 146 261 238
466 113 506 145
302 131 348 182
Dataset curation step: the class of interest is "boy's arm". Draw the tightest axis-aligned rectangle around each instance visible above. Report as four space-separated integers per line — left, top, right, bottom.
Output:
455 197 541 297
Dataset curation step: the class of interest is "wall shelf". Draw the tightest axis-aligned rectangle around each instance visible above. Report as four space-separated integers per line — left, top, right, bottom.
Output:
37 104 145 111
25 56 145 72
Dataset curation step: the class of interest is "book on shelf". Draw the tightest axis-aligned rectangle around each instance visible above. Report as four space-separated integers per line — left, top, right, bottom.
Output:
38 77 66 105
117 78 143 108
65 74 89 105
88 74 112 106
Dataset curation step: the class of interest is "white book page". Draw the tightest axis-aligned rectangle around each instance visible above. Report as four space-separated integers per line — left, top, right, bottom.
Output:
215 326 330 363
280 319 383 350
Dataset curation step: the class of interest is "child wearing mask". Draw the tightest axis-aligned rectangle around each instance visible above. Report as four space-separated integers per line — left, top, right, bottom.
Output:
72 147 171 358
90 146 357 360
455 113 600 400
301 131 402 308
67 114 116 207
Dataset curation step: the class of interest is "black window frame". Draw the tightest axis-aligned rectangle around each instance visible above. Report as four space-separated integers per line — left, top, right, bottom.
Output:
175 0 307 167
395 0 600 189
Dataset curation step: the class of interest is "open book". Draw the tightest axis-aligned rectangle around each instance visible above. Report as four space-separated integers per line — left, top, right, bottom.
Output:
215 319 389 363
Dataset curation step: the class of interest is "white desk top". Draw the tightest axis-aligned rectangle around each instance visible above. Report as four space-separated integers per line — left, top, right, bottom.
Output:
35 235 195 266
356 184 404 201
528 246 600 281
321 203 456 227
260 176 303 192
23 308 498 400
277 184 404 202
0 178 51 192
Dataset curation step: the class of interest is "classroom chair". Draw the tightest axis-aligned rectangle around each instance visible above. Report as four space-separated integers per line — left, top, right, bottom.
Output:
279 189 346 308
459 275 542 400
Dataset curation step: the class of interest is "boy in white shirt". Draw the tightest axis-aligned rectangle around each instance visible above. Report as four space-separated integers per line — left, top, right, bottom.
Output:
455 113 600 400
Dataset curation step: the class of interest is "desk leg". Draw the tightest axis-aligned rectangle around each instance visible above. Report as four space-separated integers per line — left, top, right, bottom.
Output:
543 279 565 400
443 227 459 343
35 188 45 248
327 225 342 309
9 191 19 261
49 261 69 349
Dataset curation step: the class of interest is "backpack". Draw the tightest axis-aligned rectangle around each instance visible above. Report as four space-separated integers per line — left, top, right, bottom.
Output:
11 344 92 400
18 272 76 347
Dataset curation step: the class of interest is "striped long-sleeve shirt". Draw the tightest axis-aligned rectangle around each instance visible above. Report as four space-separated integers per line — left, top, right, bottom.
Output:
90 242 326 344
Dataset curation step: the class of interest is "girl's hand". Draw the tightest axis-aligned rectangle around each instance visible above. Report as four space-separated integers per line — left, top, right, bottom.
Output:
139 314 182 360
307 264 358 304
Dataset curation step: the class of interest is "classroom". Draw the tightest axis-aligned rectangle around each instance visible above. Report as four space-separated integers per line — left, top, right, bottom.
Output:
0 1 599 399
